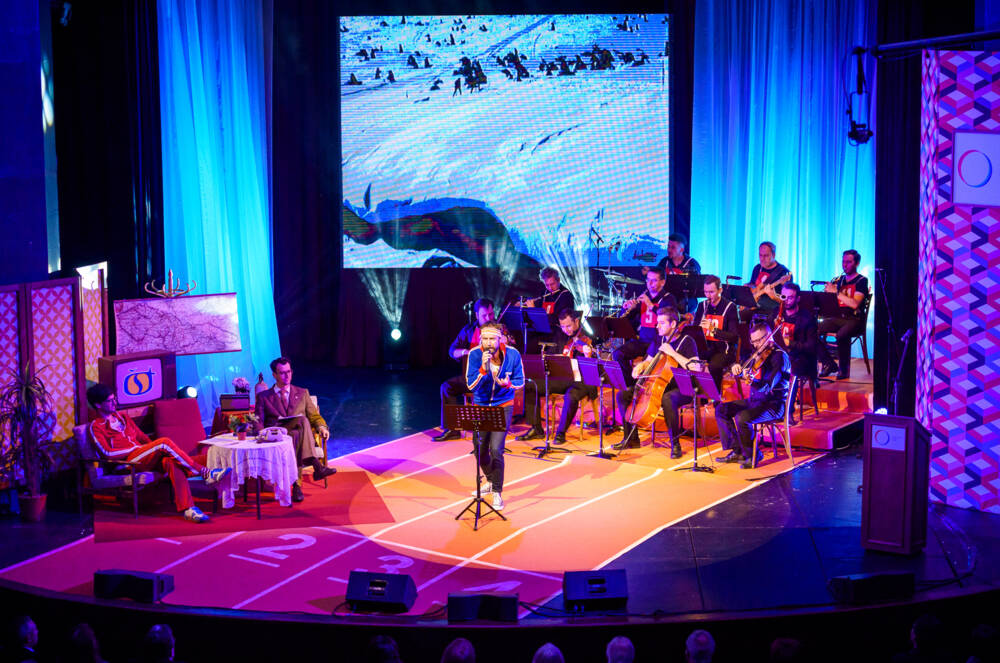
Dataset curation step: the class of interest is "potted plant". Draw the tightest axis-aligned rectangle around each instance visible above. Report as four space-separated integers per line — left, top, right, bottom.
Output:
228 412 259 441
0 366 56 522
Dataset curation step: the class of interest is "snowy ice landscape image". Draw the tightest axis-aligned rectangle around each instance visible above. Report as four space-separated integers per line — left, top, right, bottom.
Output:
341 14 670 271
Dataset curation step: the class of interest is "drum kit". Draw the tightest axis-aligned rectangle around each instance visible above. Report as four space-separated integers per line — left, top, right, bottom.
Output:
589 267 644 316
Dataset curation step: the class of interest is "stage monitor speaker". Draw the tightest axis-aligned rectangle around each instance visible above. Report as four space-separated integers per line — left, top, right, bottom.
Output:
447 592 519 622
827 571 915 605
563 569 628 613
94 569 174 602
861 414 930 554
345 571 416 613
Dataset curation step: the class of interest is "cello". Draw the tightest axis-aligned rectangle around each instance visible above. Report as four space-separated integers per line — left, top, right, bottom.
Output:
626 329 682 428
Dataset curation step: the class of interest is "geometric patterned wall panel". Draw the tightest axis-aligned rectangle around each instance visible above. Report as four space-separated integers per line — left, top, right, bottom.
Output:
0 289 20 385
30 283 78 442
81 283 104 383
918 50 1000 514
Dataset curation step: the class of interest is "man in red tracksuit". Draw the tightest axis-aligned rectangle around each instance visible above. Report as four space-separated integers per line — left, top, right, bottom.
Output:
86 384 228 522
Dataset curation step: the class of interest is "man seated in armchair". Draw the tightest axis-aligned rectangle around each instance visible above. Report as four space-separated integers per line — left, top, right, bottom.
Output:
86 384 229 523
255 357 336 503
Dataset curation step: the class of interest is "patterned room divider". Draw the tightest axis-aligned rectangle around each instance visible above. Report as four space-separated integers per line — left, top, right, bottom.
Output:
918 49 1000 514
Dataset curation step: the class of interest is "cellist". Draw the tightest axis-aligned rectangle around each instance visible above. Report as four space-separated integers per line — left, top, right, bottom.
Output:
715 321 791 469
614 306 700 456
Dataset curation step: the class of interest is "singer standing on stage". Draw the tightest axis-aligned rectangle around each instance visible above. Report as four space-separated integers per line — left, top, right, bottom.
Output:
465 322 525 512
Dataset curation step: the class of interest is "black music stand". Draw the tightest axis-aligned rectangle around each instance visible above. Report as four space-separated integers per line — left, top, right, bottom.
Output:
810 292 842 320
671 367 718 473
664 273 704 312
502 306 553 355
528 354 575 459
445 404 509 530
576 357 613 459
722 284 757 308
599 358 630 450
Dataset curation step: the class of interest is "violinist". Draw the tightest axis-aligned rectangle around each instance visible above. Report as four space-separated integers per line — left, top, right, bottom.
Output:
818 249 869 380
691 275 739 389
714 322 791 469
547 309 599 445
614 306 698 454
769 282 818 379
611 267 678 387
521 266 575 316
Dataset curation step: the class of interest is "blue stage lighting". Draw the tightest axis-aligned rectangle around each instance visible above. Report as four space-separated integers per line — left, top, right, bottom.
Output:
177 386 198 399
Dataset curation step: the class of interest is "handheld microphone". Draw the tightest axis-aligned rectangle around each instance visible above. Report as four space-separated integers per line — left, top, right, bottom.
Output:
901 329 913 343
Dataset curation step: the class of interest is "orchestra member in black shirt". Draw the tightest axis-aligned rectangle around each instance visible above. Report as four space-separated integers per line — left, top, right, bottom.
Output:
614 307 699 456
818 250 870 380
715 322 791 469
749 241 792 312
653 233 702 314
522 266 575 316
611 267 678 386
691 275 740 389
769 282 818 379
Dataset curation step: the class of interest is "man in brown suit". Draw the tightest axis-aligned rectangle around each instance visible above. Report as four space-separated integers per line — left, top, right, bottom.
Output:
255 357 336 502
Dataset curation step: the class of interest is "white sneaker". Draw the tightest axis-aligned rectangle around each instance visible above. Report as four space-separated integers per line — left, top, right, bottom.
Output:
472 481 492 496
183 506 210 523
492 492 504 511
204 467 231 485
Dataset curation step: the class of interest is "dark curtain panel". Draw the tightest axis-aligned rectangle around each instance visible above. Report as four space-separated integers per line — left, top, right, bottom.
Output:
874 0 974 415
53 0 163 304
273 0 694 367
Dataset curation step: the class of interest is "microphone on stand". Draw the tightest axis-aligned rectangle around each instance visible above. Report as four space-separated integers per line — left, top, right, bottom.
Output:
809 280 828 286
725 275 742 282
589 226 605 244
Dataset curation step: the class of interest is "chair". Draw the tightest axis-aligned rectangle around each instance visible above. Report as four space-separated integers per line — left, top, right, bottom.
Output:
750 375 797 469
310 395 330 486
75 424 163 519
789 371 820 425
820 293 873 376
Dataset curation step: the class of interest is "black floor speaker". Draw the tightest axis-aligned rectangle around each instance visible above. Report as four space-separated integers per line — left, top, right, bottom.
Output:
345 571 417 613
94 569 174 602
827 571 915 605
563 569 628 613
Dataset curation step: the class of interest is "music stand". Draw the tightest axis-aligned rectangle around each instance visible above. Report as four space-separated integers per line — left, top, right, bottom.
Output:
722 284 757 308
501 306 553 356
445 404 509 530
810 292 842 320
671 367 719 473
599 358 630 450
576 357 613 459
531 354 575 459
680 325 711 360
664 273 704 312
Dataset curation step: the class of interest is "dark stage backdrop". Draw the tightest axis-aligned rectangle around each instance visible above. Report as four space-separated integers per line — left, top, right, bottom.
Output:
272 0 694 367
874 0 975 415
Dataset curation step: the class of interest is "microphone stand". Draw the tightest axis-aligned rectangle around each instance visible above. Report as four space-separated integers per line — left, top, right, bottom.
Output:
875 269 903 414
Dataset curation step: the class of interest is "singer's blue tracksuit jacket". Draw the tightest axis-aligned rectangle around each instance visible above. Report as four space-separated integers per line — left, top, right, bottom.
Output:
465 344 525 406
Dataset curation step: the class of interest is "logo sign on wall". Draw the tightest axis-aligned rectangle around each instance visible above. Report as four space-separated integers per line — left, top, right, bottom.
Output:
953 131 1000 206
116 357 163 406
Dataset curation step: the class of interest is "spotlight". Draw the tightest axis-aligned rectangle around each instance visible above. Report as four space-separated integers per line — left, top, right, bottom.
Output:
177 386 197 399
390 327 402 341
848 121 873 144
874 407 888 415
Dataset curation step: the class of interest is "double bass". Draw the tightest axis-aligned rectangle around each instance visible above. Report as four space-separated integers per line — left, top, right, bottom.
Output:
626 330 681 428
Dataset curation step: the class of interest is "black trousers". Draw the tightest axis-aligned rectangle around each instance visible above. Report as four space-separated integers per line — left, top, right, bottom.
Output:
555 383 599 434
661 385 693 442
715 399 783 457
612 339 650 387
521 379 550 429
439 375 472 429
817 317 864 375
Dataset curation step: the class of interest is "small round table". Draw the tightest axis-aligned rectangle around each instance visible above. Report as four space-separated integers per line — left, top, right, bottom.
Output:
203 433 298 518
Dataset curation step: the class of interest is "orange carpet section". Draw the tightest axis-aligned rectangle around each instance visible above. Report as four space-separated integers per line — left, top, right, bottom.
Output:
2 428 825 615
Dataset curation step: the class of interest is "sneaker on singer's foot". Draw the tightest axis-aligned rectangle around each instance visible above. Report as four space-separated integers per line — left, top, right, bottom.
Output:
472 481 492 496
183 506 210 523
492 492 504 511
203 467 231 485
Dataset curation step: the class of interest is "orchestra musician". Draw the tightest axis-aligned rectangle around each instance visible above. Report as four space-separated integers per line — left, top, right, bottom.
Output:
654 233 702 314
547 309 598 446
465 322 526 512
691 275 740 389
521 266 575 316
613 306 699 456
433 298 516 441
768 282 818 379
611 266 678 386
749 241 792 312
818 249 869 380
715 322 791 469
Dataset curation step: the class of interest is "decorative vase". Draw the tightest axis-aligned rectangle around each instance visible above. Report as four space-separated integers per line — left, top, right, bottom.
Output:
20 493 46 522
237 430 247 441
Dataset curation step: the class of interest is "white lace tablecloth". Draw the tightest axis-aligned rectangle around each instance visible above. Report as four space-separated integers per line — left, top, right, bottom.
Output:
202 434 298 508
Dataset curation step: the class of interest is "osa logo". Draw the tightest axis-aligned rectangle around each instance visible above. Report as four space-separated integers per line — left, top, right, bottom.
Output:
123 368 156 396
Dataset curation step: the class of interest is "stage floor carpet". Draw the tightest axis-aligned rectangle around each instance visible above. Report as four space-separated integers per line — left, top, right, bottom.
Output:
1 429 822 618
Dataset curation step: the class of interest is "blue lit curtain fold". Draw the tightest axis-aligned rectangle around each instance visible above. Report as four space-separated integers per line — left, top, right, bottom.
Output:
158 0 280 416
689 0 876 322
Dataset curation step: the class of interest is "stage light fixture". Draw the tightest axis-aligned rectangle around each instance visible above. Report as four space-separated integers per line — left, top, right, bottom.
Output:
390 327 402 341
177 385 198 399
874 407 887 415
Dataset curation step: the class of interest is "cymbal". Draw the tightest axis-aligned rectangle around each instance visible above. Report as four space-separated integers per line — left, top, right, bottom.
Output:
604 272 643 285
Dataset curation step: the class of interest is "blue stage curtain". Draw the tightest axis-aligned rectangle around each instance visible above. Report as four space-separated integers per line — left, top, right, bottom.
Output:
158 0 280 418
689 0 876 325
